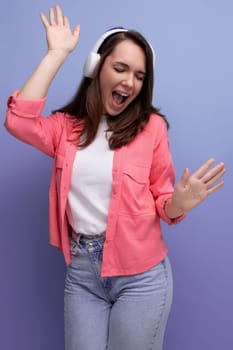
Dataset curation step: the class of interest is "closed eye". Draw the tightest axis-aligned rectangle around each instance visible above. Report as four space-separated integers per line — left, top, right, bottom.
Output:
135 73 145 81
114 66 145 81
114 67 125 73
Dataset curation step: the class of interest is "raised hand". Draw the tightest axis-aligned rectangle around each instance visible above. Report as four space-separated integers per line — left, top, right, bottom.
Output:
171 158 226 214
40 4 80 54
17 4 81 99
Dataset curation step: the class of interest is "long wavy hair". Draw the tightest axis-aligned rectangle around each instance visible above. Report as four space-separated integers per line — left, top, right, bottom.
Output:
53 29 169 149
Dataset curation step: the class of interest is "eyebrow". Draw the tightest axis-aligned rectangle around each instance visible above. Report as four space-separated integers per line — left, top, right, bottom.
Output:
114 61 146 75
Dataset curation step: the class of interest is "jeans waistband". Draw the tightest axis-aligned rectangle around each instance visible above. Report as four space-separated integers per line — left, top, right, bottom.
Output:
70 231 105 255
71 230 105 245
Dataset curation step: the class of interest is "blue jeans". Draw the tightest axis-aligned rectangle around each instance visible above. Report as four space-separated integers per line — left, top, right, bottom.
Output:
64 234 173 350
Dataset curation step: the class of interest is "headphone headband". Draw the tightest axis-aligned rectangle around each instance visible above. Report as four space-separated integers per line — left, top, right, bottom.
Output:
92 28 128 54
83 28 155 78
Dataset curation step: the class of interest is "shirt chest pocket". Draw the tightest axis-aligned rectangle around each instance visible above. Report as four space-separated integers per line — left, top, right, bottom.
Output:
123 165 149 184
120 165 155 214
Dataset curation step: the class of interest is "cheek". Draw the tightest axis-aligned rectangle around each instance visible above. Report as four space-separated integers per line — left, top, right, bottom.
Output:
99 74 112 97
134 81 144 97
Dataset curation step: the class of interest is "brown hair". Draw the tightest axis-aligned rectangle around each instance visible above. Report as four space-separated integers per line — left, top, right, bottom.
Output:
53 29 169 149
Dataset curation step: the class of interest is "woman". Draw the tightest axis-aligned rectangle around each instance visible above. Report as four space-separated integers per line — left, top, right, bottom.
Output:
5 4 225 350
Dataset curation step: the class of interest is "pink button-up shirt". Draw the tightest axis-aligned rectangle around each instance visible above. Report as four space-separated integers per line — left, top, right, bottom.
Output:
5 92 185 277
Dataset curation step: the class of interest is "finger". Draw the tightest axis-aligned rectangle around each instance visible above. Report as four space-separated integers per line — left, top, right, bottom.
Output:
202 163 225 184
49 7 56 25
207 180 224 195
40 12 49 28
206 168 226 188
63 15 70 27
192 158 215 179
55 4 64 25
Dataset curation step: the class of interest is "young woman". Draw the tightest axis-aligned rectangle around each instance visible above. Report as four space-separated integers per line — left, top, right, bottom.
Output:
5 4 225 350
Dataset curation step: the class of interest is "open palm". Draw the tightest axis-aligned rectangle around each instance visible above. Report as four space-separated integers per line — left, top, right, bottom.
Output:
173 158 225 212
40 4 80 54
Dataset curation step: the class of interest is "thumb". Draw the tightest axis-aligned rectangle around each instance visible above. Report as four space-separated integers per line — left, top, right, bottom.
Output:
180 167 190 187
73 24 81 38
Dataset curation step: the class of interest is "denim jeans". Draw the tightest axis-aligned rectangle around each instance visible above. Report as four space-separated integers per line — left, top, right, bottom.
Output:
64 234 173 350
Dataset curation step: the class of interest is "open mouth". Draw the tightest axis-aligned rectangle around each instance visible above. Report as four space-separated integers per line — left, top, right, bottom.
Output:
112 91 129 106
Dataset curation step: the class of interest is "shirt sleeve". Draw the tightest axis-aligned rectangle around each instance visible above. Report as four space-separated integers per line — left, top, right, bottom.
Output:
4 91 66 158
149 116 186 225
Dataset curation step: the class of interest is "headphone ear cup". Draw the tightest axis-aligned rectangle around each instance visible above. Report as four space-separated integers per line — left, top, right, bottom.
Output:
83 52 101 78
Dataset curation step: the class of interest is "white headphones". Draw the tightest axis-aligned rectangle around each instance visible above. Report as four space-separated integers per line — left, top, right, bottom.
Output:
83 28 155 78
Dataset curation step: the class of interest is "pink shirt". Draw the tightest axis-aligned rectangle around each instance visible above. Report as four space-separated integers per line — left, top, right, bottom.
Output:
5 91 185 277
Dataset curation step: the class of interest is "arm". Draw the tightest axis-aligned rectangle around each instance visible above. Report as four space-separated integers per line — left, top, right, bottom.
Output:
164 158 226 219
149 116 184 224
5 92 65 157
149 117 225 223
5 5 80 156
18 4 80 99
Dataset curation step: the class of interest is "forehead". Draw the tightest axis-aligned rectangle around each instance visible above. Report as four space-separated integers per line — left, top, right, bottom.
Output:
108 39 146 69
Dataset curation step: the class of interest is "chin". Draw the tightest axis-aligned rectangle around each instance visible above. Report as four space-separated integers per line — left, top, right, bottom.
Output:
105 112 119 118
105 108 121 117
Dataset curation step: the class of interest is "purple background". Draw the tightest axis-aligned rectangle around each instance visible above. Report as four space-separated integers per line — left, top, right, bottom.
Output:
0 0 232 349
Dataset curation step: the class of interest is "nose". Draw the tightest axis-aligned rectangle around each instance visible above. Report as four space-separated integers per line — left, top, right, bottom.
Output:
122 72 134 89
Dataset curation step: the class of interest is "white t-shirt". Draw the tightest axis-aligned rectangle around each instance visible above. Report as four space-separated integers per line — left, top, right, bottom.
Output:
66 118 114 235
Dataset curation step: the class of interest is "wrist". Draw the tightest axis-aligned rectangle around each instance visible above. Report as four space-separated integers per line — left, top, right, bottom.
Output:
46 49 69 62
164 197 184 219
